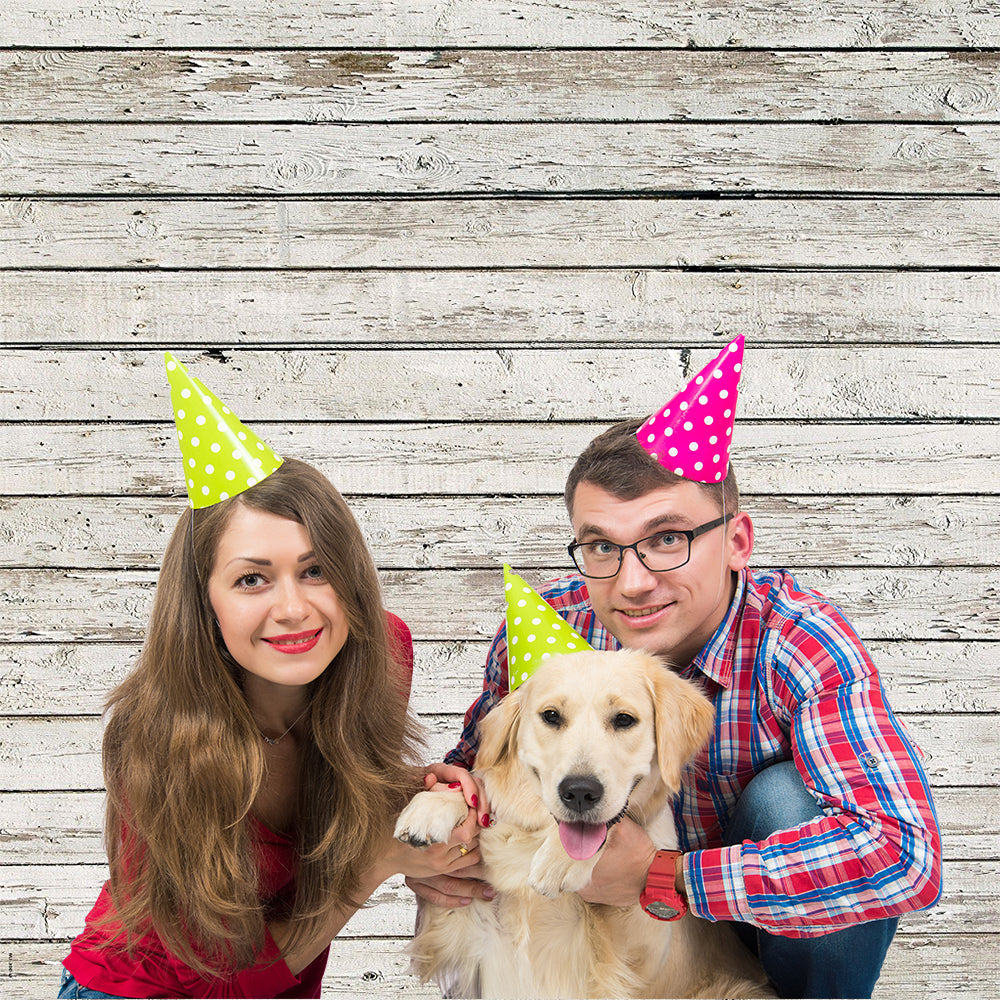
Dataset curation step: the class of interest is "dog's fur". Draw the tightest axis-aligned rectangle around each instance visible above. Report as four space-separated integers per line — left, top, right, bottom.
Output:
395 649 775 998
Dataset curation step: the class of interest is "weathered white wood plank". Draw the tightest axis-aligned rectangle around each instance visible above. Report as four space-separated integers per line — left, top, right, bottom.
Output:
3 197 999 268
4 124 1000 195
3 348 996 421
0 859 993 940
3 784 994 865
3 495 994 570
2 50 999 123
3 269 997 347
0 423 994 496
4 934 996 1000
2 2 997 48
4 638 995 719
0 567 995 643
1 713 994 791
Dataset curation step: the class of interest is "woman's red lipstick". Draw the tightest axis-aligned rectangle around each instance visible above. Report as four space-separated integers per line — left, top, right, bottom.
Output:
261 628 323 654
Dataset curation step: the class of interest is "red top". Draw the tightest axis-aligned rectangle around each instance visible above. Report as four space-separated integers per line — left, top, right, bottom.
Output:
64 613 414 999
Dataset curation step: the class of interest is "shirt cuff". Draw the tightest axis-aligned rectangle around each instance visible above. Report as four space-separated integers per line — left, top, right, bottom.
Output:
683 844 757 925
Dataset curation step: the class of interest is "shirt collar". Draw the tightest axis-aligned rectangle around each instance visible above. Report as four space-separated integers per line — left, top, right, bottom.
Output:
688 567 748 689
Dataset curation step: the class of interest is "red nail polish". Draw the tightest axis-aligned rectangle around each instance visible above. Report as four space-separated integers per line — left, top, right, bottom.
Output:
481 813 490 827
471 795 479 809
448 782 461 789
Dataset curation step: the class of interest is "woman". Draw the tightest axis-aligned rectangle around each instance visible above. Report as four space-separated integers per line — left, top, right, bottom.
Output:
59 358 480 998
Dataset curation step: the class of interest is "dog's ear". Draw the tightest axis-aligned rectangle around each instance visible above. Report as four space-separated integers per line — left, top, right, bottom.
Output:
644 656 715 793
475 688 523 774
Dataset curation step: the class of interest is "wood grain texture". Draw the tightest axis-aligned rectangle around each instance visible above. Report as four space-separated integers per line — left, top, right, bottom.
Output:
3 270 998 346
2 495 995 569
1 566 996 642
2 348 996 421
2 50 1000 123
4 124 1000 195
4 638 996 718
0 859 994 939
2 1 998 48
0 711 996 792
3 783 993 865
3 934 997 1000
0 423 994 496
3 197 999 268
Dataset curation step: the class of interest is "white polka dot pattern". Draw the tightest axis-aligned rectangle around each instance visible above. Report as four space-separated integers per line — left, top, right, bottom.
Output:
504 564 593 690
636 335 744 483
164 352 283 509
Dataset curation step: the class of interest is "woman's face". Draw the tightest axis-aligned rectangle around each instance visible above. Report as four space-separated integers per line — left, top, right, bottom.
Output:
207 504 349 690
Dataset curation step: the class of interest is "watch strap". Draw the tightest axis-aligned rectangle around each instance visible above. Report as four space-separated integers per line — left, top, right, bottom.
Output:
640 849 688 922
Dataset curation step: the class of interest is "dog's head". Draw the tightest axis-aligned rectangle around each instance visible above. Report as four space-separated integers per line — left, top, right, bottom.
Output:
477 648 714 861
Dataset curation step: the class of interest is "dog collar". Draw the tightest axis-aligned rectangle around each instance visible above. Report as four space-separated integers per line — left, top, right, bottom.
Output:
640 850 687 922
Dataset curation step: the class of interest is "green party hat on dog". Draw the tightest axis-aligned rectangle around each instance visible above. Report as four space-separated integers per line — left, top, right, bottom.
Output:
165 353 283 508
504 564 593 690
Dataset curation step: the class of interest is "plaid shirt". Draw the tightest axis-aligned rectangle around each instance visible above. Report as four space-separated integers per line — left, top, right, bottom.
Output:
446 568 942 935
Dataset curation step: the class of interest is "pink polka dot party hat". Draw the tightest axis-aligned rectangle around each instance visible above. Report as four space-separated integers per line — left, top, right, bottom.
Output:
636 335 744 483
164 352 283 508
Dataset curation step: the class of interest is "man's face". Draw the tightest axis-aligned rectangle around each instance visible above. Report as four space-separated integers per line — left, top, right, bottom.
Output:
569 480 753 666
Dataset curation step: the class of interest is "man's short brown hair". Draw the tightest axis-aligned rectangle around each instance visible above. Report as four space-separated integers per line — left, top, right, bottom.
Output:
564 419 739 517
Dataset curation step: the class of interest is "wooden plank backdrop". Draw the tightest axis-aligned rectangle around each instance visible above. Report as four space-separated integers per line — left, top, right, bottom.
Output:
1 2 998 998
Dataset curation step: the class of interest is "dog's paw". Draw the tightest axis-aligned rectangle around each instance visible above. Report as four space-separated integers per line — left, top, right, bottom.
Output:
394 789 468 847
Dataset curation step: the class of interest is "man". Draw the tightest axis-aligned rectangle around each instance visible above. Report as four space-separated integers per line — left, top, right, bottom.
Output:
412 338 942 998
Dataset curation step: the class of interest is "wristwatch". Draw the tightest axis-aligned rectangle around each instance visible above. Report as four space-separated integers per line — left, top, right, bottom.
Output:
640 850 688 921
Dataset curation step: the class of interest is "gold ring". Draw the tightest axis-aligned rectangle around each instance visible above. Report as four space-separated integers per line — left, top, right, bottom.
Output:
457 844 470 856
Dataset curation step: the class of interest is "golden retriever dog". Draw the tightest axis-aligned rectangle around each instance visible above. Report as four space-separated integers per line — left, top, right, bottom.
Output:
395 649 775 999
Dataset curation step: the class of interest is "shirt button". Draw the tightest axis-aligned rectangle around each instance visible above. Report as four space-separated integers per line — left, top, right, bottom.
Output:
862 752 880 769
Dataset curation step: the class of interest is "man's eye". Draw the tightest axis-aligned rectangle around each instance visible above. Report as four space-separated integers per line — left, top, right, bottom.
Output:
651 532 681 549
587 541 618 557
541 709 563 727
612 713 637 730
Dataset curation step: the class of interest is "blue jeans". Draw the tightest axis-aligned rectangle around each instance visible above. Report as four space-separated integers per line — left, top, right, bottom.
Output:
724 761 898 999
58 967 124 999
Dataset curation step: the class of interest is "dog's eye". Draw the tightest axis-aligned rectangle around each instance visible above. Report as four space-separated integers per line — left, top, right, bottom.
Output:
541 709 563 727
612 713 638 730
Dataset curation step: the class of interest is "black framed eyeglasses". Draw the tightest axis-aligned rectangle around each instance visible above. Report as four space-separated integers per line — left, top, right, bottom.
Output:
568 513 734 579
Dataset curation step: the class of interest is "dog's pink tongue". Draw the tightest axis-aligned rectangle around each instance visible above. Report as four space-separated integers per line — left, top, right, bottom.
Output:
558 821 608 860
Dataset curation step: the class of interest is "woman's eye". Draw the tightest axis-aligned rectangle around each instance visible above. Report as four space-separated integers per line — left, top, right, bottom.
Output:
237 573 263 589
304 564 325 580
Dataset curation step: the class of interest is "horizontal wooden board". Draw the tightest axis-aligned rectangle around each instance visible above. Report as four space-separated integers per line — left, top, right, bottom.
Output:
3 51 1000 123
3 348 997 422
3 197 1000 268
0 422 995 496
2 1 998 48
4 638 996 719
0 859 993 940
4 124 1000 195
3 269 998 347
2 495 995 570
3 933 996 1000
2 783 994 866
0 566 996 642
0 713 994 792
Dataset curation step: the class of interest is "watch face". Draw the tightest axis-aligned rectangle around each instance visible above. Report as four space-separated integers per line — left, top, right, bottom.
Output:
645 900 681 920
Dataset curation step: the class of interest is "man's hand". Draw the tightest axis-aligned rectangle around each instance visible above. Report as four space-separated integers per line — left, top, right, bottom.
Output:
406 866 496 908
576 816 657 906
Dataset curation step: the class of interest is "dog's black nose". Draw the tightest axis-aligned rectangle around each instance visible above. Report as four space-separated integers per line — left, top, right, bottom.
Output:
558 775 604 814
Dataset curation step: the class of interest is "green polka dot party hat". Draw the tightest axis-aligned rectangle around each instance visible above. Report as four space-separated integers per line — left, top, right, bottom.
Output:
504 564 593 691
164 352 283 508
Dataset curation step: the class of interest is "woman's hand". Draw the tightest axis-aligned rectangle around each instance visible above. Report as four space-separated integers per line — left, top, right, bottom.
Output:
422 762 492 829
379 797 482 881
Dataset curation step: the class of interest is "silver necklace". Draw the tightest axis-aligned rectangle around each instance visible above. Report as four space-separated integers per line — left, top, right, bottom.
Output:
260 704 310 746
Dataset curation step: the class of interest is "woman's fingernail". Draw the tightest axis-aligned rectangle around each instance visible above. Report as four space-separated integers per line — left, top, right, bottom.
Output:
481 813 490 827
448 782 461 789
471 795 479 809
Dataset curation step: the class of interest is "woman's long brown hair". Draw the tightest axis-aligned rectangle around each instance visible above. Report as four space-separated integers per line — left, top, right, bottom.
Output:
100 458 423 975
